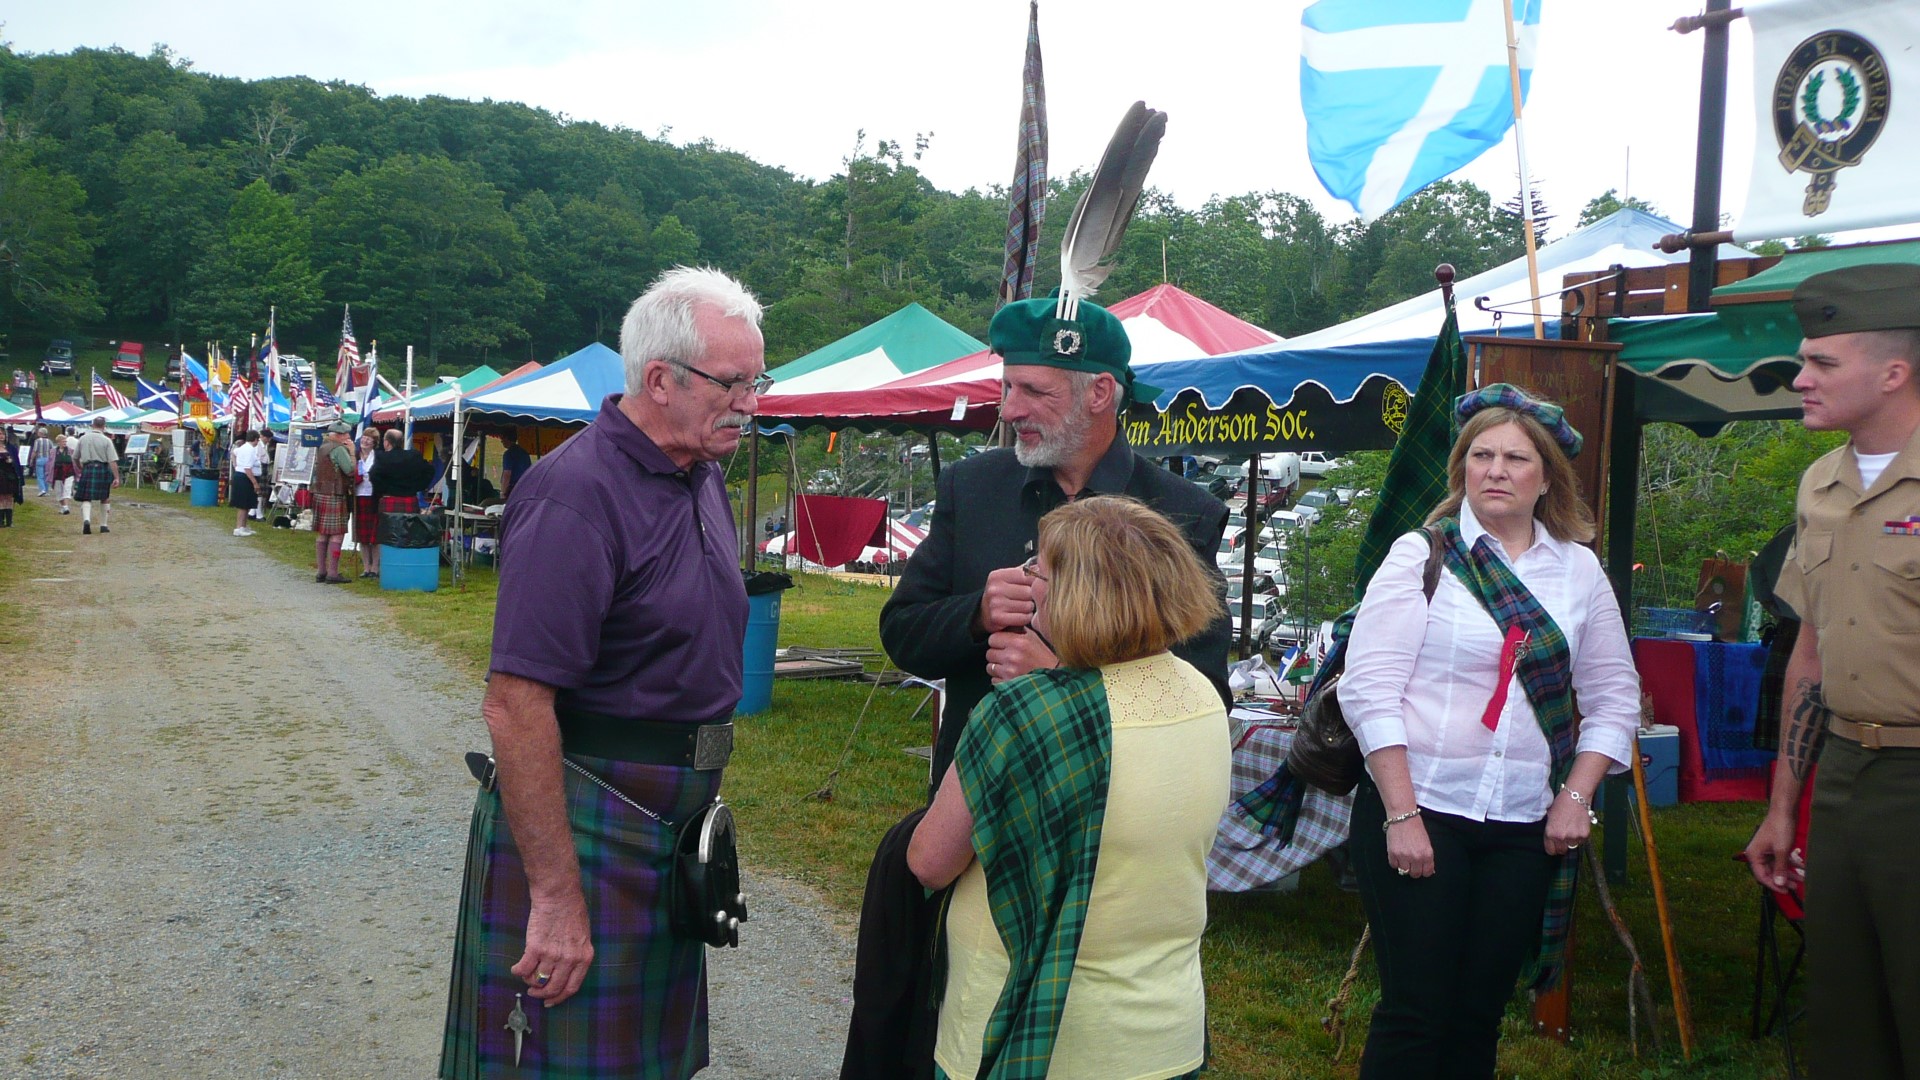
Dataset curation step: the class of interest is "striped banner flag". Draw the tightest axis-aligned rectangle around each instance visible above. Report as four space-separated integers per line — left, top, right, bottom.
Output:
92 372 134 410
998 0 1048 307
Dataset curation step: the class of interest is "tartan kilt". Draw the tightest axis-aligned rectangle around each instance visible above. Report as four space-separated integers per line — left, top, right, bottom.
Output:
440 754 720 1080
379 494 419 514
353 495 378 546
312 493 351 535
230 472 259 511
73 461 114 502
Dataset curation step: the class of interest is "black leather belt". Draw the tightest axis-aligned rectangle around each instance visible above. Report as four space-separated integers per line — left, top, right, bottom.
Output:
555 707 734 770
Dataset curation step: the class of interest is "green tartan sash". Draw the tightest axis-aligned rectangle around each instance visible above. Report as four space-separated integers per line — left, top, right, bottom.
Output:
1437 517 1580 990
955 666 1112 1080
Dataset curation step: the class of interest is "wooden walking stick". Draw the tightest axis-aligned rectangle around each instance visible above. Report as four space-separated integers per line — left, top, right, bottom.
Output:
1633 744 1695 1059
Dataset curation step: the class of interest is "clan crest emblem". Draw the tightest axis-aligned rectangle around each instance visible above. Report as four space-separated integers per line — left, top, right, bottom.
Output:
1771 31 1891 217
1051 328 1083 356
1381 382 1410 436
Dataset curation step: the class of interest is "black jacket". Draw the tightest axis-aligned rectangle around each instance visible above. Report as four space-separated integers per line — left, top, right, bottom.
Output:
369 448 433 500
879 431 1231 792
839 808 941 1080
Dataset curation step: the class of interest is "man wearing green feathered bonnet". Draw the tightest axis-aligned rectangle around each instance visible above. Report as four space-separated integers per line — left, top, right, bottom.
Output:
880 294 1233 793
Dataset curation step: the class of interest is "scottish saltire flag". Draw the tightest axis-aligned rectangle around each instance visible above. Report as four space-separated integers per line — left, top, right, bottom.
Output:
1301 0 1541 219
135 376 180 413
92 372 135 410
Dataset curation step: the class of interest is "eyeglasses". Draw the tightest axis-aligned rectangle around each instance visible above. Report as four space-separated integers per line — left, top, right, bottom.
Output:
666 359 774 398
1021 555 1049 582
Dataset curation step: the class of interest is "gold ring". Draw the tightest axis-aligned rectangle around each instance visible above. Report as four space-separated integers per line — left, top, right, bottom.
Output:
535 973 551 984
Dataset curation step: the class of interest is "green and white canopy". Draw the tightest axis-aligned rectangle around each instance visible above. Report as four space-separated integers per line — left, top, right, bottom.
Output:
1612 238 1920 429
765 302 984 395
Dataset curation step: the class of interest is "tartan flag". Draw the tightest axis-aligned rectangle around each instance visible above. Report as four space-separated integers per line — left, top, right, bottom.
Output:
1351 297 1467 597
334 306 362 400
92 372 134 410
998 0 1048 306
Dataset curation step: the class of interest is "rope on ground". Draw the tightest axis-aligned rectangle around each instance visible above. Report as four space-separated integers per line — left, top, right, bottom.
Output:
1323 921 1372 1061
803 667 936 802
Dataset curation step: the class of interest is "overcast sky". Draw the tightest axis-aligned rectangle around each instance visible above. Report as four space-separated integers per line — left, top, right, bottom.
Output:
10 1 1763 238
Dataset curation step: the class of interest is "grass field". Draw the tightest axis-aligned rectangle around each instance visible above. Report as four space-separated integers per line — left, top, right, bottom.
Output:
8 487 1796 1078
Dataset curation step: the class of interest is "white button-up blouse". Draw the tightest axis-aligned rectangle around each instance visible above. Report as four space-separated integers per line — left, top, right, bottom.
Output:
1341 504 1641 823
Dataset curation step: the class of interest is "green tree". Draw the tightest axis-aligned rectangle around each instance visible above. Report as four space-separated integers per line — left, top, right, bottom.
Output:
311 153 542 366
1577 188 1662 227
178 177 324 341
103 131 227 331
0 139 102 325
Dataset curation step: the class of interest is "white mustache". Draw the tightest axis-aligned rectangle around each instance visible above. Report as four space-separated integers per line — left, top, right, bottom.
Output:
716 413 753 430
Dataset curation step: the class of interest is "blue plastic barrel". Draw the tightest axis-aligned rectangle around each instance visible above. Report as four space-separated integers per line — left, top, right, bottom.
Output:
737 590 782 714
189 477 218 506
380 544 440 592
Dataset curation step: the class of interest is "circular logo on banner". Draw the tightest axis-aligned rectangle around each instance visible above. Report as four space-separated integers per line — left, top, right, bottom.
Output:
1381 382 1410 436
1771 31 1891 218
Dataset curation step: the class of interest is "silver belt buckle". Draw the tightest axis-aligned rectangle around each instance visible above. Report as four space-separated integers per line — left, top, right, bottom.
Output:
693 723 734 771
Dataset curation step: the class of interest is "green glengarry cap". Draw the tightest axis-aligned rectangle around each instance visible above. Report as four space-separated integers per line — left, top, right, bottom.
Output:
989 296 1162 406
1793 264 1920 338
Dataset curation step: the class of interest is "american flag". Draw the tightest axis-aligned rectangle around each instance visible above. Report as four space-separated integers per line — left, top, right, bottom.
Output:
93 372 135 410
334 306 362 401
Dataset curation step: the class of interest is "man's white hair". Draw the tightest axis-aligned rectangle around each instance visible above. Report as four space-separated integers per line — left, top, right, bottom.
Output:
620 266 764 396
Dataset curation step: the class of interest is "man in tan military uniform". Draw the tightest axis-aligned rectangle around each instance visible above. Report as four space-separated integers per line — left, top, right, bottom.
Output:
1746 263 1920 1077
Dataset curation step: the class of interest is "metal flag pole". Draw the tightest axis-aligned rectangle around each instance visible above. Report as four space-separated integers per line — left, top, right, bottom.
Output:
1500 0 1545 339
403 346 417 443
451 385 465 586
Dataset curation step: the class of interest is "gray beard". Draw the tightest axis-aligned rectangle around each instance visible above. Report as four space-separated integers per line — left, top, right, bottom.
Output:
1012 399 1091 469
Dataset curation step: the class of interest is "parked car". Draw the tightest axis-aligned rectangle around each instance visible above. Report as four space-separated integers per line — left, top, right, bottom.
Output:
282 354 315 383
1299 451 1343 478
111 341 145 378
42 339 74 377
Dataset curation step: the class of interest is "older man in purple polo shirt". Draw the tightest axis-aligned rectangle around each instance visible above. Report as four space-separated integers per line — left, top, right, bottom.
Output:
441 266 769 1080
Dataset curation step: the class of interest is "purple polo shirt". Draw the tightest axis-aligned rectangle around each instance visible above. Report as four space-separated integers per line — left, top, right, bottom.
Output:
489 395 747 722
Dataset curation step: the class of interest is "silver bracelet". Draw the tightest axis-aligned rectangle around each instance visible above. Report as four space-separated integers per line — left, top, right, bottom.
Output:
1565 787 1599 826
1382 807 1422 833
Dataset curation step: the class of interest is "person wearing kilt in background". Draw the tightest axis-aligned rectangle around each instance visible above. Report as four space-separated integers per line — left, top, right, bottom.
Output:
231 430 262 537
310 421 357 583
72 415 120 535
352 430 380 577
440 266 767 1080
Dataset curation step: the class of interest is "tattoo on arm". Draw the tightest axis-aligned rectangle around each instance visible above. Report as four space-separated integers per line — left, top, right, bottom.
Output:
1783 678 1830 781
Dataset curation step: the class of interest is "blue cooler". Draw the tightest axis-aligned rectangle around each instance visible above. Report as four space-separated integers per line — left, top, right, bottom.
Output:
189 476 218 506
737 590 781 714
1635 724 1680 807
380 544 440 592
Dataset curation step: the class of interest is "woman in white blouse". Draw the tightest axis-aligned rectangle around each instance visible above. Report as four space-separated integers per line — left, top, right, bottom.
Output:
1341 385 1640 1078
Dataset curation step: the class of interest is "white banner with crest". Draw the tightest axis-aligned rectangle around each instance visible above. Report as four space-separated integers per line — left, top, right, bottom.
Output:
1735 0 1920 242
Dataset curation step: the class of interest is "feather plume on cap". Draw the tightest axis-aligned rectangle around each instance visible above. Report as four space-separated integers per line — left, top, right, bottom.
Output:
1056 101 1166 323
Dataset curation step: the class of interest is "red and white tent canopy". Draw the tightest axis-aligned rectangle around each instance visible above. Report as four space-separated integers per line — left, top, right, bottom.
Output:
760 518 927 568
754 284 1281 432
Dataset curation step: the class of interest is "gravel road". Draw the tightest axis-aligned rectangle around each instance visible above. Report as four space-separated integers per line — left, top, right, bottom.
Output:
0 498 855 1079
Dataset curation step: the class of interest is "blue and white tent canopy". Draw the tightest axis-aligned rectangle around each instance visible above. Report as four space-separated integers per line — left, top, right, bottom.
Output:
408 343 622 424
1132 209 1747 409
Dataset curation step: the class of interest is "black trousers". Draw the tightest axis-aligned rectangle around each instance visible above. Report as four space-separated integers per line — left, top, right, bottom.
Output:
1350 781 1553 1079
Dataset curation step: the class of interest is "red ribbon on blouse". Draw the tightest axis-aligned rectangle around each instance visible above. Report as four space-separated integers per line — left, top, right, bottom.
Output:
1480 625 1531 731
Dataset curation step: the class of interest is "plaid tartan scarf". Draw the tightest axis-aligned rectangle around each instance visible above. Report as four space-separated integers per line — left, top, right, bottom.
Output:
1437 516 1580 990
955 666 1112 1079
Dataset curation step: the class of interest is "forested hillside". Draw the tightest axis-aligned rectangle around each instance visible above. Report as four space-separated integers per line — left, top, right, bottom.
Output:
2 43 1612 376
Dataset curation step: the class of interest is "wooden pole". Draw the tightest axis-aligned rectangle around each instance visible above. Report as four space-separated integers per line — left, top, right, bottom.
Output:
1634 741 1696 1058
1500 0 1545 339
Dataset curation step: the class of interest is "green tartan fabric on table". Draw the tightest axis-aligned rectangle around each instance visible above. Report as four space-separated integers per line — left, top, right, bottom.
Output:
955 666 1112 1080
